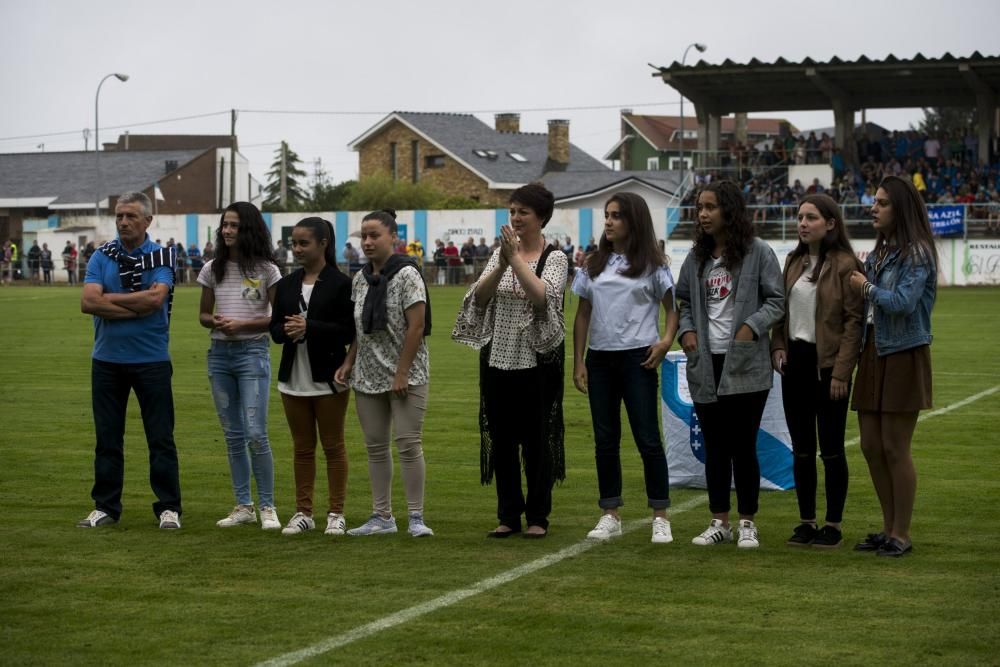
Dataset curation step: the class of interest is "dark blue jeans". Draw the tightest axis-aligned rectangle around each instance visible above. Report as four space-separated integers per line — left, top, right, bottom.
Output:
586 347 670 510
91 359 182 520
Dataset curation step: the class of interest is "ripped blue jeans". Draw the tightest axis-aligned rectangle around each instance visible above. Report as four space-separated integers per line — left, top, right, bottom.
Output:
208 337 275 508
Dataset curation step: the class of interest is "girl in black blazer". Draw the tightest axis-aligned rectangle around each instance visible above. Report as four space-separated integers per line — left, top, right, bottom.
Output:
270 217 354 536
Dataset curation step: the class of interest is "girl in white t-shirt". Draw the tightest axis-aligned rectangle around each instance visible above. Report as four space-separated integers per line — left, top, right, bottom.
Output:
198 202 282 530
572 193 678 544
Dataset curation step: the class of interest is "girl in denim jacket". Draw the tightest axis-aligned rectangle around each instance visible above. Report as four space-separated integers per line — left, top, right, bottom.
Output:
848 175 937 558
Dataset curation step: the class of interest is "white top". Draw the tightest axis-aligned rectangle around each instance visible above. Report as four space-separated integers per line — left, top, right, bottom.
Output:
571 254 674 351
705 256 735 354
453 248 567 370
197 260 281 341
278 283 342 396
350 265 429 394
788 255 819 344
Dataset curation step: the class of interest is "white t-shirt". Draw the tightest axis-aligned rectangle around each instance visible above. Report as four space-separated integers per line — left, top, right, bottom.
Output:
788 255 818 344
277 283 345 396
197 260 281 341
705 256 735 354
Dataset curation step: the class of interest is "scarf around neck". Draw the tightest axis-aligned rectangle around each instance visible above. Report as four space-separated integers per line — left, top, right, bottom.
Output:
360 254 431 336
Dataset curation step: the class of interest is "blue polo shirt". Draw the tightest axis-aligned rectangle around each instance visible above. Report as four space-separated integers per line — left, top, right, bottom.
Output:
85 235 173 364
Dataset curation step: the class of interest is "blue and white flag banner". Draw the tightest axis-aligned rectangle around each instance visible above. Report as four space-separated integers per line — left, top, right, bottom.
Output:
661 351 794 490
928 204 964 237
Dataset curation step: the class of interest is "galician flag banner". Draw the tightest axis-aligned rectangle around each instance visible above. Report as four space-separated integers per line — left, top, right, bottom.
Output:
661 351 794 490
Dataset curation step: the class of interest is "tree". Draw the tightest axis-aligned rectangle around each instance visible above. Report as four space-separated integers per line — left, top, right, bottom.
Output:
311 180 357 211
341 174 488 211
912 107 975 137
263 141 308 211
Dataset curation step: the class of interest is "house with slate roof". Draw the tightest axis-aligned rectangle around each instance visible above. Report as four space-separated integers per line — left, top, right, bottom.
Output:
348 112 681 209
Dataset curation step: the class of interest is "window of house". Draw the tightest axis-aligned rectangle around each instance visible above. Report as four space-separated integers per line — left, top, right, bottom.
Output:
425 154 446 168
647 157 660 170
507 152 527 162
667 156 692 170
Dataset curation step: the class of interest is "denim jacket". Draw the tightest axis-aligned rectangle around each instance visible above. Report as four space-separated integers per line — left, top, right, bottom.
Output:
861 245 936 356
676 238 785 403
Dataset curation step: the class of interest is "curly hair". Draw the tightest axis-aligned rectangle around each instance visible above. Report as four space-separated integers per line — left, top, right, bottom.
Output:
692 180 755 271
212 201 277 283
587 192 665 279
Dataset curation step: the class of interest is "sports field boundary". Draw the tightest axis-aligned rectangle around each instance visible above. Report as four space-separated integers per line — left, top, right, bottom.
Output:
254 384 1000 667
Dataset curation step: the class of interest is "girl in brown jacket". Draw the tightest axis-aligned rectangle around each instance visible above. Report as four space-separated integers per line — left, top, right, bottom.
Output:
771 194 864 548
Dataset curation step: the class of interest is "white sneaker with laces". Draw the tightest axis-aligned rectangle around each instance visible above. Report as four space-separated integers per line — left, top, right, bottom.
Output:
346 513 397 536
691 519 732 545
586 514 622 540
281 512 315 535
325 513 346 536
217 505 257 528
259 506 280 530
737 519 760 549
76 509 116 528
159 510 181 530
651 517 673 544
407 512 434 537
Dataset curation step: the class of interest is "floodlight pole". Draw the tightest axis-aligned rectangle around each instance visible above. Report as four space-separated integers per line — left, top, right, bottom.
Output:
678 43 706 189
95 73 129 219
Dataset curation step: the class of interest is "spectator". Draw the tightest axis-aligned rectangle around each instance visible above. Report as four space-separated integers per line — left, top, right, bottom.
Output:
460 237 476 285
924 135 941 167
344 241 361 274
28 240 42 283
63 241 78 284
203 241 215 262
432 239 446 285
188 243 202 271
274 240 289 275
40 243 53 284
444 240 460 284
0 240 11 285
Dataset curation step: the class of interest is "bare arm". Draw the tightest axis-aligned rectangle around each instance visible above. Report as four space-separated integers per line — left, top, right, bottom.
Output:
81 283 139 319
104 283 169 316
572 298 592 393
642 290 679 369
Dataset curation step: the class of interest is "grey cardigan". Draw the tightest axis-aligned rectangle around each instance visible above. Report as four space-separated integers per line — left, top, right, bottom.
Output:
675 237 784 403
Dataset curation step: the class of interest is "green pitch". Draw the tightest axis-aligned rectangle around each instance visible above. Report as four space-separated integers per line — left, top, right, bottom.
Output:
1 285 998 665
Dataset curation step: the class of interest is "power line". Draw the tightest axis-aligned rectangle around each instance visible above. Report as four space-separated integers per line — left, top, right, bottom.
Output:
0 110 230 143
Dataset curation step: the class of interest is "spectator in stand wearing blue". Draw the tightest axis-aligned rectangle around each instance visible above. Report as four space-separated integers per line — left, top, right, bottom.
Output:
198 202 283 531
848 175 937 558
572 192 678 544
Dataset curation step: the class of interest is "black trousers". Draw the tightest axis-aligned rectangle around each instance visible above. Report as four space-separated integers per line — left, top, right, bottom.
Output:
693 354 768 516
484 366 552 530
781 340 849 524
91 359 182 520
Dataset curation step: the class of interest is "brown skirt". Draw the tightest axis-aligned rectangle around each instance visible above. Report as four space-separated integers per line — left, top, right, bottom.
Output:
851 329 933 413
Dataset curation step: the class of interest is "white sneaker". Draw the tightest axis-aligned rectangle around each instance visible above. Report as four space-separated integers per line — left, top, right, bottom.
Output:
76 509 117 528
346 513 398 536
651 517 673 544
692 519 732 546
159 510 181 530
737 519 760 549
586 514 622 540
259 506 281 530
325 512 346 536
407 512 434 537
217 505 257 528
281 512 315 535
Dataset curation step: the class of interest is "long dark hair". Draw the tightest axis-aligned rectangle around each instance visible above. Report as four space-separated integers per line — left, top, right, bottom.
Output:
587 192 664 279
212 201 276 283
295 217 338 267
692 180 754 271
789 194 860 281
874 175 938 268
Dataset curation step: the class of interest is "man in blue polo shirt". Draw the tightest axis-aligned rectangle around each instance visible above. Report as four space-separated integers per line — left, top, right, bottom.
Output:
77 191 183 530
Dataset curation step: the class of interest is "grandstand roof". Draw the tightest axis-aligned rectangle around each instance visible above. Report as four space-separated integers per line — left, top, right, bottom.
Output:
650 52 1000 113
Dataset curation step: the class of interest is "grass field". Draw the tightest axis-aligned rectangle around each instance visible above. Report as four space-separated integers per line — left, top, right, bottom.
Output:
1 284 999 666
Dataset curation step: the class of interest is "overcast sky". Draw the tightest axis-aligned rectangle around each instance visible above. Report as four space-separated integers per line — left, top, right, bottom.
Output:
2 0 998 188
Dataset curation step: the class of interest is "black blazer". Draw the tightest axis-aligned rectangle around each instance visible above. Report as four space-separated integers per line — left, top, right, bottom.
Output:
270 265 355 384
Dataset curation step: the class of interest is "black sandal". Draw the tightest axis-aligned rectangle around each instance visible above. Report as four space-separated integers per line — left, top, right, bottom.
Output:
853 532 888 552
486 526 521 538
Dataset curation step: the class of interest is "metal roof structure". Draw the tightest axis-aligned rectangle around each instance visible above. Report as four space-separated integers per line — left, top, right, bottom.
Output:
650 51 1000 114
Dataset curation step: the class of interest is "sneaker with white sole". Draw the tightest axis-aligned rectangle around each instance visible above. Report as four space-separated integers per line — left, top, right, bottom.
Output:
346 513 397 536
159 510 181 530
692 519 733 545
259 506 281 530
77 509 117 528
407 512 434 537
651 517 673 544
737 519 760 549
217 505 256 528
281 512 315 535
586 514 622 540
324 512 346 536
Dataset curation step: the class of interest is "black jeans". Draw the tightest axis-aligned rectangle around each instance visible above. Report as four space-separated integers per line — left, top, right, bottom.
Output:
91 359 182 520
781 340 849 524
586 348 670 510
694 354 768 516
484 366 552 530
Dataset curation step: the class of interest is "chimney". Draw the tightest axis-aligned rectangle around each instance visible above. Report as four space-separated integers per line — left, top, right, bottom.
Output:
495 113 520 133
124 131 130 150
547 119 570 167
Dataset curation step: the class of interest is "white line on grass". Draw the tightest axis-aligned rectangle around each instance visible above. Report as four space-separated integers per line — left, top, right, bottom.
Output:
256 385 1000 667
254 496 706 667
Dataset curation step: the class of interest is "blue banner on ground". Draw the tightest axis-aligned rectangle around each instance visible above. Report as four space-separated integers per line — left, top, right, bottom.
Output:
928 205 964 237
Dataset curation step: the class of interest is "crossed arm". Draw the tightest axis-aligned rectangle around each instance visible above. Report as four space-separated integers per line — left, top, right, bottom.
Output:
81 282 169 319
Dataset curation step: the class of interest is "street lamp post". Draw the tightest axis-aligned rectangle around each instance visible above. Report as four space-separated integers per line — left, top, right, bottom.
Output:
94 73 129 219
678 43 706 190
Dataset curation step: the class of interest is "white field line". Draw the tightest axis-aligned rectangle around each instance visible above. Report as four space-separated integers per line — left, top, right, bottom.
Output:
256 385 1000 667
